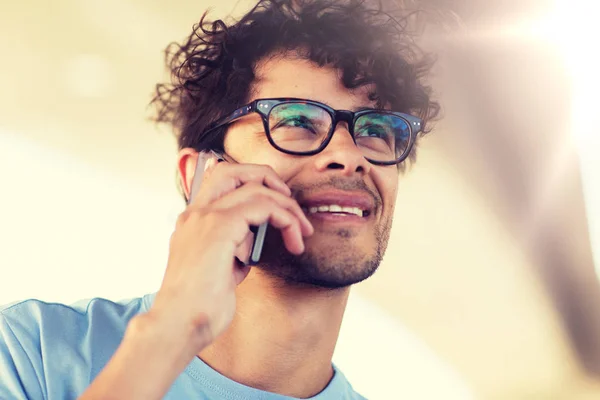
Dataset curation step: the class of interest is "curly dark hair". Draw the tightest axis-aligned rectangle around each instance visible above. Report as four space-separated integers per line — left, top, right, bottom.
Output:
151 0 439 157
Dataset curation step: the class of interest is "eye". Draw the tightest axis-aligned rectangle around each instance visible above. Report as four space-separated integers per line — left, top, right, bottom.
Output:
273 115 317 133
356 123 388 139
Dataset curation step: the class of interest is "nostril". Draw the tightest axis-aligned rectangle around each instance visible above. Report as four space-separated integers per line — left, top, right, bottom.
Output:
326 162 344 170
325 163 365 173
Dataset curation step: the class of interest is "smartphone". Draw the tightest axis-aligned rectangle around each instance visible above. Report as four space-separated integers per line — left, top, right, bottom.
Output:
188 151 267 265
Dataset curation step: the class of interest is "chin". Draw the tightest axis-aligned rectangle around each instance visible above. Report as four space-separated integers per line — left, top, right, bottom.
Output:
254 222 389 288
257 239 383 289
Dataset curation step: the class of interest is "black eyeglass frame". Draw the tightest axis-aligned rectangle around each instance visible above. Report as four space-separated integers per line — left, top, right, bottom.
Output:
201 97 423 166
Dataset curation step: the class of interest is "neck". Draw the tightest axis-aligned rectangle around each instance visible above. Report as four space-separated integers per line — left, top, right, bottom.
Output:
198 268 350 398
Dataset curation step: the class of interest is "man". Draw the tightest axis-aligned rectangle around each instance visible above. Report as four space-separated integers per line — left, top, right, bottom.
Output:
0 0 438 398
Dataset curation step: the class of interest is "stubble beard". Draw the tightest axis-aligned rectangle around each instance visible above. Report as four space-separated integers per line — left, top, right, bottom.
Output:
255 212 393 289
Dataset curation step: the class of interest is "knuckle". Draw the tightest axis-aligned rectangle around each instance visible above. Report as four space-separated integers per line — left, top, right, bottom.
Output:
252 192 276 206
243 183 283 200
252 164 277 180
259 163 276 174
203 208 225 224
177 207 209 226
187 209 203 222
285 195 300 207
243 181 264 191
251 162 272 172
176 210 191 225
279 195 299 211
195 209 231 237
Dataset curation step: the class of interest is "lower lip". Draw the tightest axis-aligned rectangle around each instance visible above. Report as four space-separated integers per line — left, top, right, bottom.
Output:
305 212 369 224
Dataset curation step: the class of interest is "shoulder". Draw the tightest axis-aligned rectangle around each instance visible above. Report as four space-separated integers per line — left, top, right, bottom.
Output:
0 295 151 399
0 295 146 347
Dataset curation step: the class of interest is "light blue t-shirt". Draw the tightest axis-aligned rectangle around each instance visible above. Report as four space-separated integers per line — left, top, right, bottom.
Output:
0 294 366 400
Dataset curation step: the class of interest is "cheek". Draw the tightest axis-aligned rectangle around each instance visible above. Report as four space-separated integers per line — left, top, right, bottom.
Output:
268 156 306 183
224 129 268 161
375 170 399 214
224 133 301 178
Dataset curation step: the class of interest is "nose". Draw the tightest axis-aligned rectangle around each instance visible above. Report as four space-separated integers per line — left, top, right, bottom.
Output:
312 124 372 176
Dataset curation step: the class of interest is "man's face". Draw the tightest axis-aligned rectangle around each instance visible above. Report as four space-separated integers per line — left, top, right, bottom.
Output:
223 56 399 288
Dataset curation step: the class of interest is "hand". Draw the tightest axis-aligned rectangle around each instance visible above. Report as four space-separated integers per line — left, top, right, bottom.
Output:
149 156 314 351
79 157 313 400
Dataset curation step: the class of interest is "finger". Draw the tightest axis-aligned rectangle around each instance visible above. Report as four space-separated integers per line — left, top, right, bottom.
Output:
232 261 252 286
209 182 313 237
234 230 254 264
192 163 292 208
224 200 305 255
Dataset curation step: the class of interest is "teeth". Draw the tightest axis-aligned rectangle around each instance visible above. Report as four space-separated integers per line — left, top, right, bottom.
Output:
305 204 364 217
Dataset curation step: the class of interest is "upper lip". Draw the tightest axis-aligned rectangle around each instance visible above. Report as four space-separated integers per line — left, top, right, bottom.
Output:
297 191 376 213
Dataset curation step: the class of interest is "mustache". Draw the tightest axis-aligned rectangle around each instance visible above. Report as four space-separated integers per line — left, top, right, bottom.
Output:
289 176 381 209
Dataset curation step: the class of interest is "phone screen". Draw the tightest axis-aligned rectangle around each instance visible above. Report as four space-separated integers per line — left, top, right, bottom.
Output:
188 151 266 265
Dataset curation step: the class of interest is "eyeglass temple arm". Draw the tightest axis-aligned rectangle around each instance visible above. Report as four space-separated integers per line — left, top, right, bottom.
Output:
203 102 258 137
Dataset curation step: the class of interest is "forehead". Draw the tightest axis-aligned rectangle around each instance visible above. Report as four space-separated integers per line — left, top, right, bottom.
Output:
251 55 376 111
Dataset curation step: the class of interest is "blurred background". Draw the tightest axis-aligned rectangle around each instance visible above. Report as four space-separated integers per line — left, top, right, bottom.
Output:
0 0 598 399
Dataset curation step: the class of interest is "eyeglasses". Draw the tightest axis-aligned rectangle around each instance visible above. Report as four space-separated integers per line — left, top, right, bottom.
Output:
201 98 423 165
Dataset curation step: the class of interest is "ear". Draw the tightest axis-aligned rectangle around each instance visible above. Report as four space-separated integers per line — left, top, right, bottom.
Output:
177 148 200 200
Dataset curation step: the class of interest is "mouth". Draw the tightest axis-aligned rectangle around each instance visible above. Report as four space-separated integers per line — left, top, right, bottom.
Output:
301 204 371 218
297 190 376 220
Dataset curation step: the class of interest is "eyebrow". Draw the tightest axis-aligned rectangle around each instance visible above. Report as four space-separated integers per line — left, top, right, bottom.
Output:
353 105 379 112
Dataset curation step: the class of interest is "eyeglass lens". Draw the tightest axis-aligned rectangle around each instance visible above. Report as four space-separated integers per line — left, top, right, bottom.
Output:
267 102 411 162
